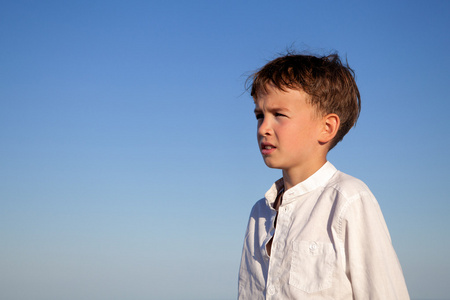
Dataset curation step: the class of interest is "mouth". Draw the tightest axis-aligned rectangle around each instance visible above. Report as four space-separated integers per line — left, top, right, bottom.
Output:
260 142 276 155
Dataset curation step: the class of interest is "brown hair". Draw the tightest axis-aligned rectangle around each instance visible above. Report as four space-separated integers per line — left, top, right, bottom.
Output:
248 53 361 150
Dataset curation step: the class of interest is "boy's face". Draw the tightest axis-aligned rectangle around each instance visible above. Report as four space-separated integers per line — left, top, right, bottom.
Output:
254 85 325 176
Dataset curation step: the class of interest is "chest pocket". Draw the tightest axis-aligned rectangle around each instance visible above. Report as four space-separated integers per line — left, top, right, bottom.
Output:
289 240 336 293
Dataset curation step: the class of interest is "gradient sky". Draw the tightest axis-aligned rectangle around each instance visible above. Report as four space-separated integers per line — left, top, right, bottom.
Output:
1 1 449 300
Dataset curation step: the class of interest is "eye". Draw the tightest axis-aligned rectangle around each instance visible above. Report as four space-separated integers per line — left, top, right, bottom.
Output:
255 113 264 120
275 112 287 117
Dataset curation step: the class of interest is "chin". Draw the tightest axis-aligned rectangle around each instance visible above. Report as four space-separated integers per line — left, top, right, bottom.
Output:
263 160 282 169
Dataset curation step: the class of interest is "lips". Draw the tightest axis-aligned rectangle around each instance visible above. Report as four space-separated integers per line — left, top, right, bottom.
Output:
260 142 276 155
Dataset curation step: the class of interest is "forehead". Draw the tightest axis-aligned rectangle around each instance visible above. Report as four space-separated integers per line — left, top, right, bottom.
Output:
253 85 310 108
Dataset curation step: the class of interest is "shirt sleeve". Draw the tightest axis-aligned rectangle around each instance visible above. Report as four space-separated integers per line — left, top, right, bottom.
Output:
340 191 410 300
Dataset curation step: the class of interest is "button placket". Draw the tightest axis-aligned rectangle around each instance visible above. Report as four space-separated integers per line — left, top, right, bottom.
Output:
267 285 276 296
309 241 318 254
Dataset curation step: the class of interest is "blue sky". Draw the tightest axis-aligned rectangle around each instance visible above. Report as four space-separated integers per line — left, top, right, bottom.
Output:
1 1 449 299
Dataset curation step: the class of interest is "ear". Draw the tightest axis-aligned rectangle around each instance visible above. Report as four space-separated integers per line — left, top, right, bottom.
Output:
318 113 340 145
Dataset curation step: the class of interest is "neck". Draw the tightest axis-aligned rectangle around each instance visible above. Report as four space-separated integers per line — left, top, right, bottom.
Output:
282 159 327 190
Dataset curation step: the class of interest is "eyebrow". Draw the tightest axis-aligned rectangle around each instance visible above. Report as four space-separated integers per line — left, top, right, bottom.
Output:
253 106 289 114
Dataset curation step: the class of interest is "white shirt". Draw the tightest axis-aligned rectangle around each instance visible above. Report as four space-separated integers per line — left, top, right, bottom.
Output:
238 162 409 299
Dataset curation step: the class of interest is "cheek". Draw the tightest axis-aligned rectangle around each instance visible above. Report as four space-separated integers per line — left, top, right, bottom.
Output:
278 122 296 136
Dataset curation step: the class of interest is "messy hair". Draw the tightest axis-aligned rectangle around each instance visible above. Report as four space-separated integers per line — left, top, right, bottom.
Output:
248 52 361 150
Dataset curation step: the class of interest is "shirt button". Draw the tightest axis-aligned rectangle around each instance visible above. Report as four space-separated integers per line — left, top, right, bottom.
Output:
283 206 290 212
267 285 276 296
309 242 318 252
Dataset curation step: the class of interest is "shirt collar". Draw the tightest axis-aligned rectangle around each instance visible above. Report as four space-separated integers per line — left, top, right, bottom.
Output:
265 161 337 207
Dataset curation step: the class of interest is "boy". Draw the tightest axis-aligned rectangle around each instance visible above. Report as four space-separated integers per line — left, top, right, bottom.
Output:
238 53 409 299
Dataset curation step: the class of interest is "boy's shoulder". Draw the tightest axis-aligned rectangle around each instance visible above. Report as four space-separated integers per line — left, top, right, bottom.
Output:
326 169 373 199
249 196 272 218
324 169 382 222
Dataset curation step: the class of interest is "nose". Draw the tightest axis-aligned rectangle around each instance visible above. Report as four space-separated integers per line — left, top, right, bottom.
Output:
257 117 272 137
